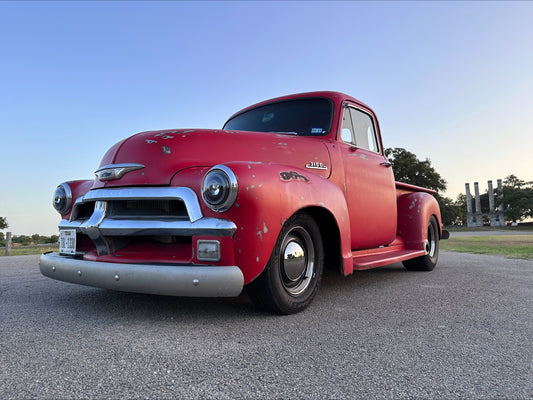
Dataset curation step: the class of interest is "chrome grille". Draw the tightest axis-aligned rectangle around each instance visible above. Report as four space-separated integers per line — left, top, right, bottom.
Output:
60 187 236 256
108 199 188 219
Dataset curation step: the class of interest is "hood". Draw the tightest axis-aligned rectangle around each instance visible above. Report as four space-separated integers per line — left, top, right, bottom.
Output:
92 129 332 188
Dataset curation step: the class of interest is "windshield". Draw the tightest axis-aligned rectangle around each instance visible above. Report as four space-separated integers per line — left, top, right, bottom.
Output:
223 98 333 136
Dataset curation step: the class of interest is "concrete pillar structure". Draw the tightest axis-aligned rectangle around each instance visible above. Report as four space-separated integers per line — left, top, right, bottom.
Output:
5 232 12 256
488 180 497 227
473 182 483 227
464 179 505 227
465 183 475 227
488 180 495 213
497 179 505 226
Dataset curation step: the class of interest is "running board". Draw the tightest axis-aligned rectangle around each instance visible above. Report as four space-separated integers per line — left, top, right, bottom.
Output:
352 248 427 270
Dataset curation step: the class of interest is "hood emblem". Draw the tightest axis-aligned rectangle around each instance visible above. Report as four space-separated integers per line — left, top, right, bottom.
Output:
305 162 328 170
95 163 145 182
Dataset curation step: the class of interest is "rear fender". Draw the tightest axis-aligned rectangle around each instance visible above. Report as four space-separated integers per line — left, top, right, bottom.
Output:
397 192 442 250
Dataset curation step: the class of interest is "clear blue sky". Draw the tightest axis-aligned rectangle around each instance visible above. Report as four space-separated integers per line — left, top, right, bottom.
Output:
1 1 532 235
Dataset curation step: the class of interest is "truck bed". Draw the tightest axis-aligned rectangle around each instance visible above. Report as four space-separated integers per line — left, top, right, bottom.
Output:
395 181 437 196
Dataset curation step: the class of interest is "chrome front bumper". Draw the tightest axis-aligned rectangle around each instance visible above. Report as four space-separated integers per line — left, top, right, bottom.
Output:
40 252 244 297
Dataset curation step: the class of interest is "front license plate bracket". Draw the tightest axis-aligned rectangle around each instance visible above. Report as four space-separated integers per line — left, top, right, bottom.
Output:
59 229 77 255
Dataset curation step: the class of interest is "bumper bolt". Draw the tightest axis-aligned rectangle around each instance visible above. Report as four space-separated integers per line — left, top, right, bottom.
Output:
192 279 200 286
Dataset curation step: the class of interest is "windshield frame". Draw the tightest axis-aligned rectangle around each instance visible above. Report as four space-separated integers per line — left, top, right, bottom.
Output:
223 97 334 137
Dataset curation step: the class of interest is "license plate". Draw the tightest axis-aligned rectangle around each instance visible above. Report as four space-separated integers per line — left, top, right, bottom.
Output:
59 229 77 255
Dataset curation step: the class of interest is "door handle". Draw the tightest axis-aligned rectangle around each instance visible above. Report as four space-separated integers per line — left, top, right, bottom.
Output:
380 161 392 168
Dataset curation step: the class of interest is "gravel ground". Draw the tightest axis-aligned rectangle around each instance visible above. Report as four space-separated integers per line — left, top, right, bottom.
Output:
0 252 532 399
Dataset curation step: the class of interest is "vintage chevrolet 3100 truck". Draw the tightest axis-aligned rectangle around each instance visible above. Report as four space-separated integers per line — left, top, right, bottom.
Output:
40 91 449 314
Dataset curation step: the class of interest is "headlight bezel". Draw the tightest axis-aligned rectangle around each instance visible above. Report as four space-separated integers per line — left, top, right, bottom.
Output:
53 182 73 215
201 165 238 213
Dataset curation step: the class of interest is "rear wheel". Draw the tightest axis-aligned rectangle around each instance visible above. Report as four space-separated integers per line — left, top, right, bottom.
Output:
246 213 324 314
403 216 439 271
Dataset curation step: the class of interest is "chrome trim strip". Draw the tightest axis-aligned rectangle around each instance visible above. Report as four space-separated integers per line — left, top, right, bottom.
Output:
83 201 111 255
60 217 237 237
80 187 203 222
40 253 243 297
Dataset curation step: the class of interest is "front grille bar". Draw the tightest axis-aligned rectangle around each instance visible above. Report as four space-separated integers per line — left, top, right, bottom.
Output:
74 187 203 222
59 187 237 256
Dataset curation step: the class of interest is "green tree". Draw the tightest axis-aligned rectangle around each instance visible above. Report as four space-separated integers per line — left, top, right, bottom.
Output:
385 148 447 192
499 175 533 223
454 193 468 225
435 194 460 226
503 174 528 189
0 217 7 246
13 235 32 246
385 148 459 225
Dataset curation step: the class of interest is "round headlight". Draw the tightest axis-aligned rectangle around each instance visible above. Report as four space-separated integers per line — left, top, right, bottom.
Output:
53 183 72 215
201 165 238 212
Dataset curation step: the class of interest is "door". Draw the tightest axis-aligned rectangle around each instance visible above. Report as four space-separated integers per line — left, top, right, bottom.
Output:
340 104 397 250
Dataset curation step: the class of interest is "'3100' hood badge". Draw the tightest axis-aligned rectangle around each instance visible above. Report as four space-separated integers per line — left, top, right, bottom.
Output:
305 161 328 170
95 163 145 182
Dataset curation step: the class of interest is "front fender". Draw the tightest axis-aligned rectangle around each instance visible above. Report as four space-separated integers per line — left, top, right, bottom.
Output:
217 162 351 283
397 192 442 250
170 162 351 283
59 179 95 220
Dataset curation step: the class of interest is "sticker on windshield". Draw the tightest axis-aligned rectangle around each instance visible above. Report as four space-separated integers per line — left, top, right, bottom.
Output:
311 128 324 134
262 112 275 123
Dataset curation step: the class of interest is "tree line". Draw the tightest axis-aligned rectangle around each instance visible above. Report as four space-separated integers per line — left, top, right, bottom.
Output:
0 232 59 247
0 233 60 247
0 217 59 247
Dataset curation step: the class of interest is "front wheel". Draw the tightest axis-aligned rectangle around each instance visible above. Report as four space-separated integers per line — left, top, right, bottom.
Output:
246 213 324 314
403 216 440 271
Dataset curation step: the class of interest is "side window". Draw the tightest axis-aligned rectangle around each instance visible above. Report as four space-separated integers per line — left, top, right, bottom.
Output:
349 108 380 153
341 108 354 144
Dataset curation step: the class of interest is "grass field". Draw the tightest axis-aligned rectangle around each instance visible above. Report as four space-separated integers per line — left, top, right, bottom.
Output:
440 235 533 260
1 245 59 257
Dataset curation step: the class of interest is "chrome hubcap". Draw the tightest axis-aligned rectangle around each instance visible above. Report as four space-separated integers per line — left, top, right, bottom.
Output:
283 242 306 281
280 226 314 296
427 221 437 257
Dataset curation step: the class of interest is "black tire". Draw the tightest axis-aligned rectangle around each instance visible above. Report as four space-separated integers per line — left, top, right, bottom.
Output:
403 216 439 271
246 213 324 314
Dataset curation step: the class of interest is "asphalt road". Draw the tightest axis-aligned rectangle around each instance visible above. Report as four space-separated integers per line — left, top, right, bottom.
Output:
1 252 532 399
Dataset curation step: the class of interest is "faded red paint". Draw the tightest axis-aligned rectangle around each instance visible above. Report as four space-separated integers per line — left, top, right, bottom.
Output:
54 91 444 284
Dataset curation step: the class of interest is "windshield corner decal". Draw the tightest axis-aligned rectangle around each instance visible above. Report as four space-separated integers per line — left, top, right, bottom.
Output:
305 162 328 170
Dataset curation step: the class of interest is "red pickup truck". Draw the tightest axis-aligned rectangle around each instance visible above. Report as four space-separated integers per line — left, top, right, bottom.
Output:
41 91 448 314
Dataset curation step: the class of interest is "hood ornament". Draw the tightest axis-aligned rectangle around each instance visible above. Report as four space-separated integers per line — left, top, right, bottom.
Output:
95 163 145 182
